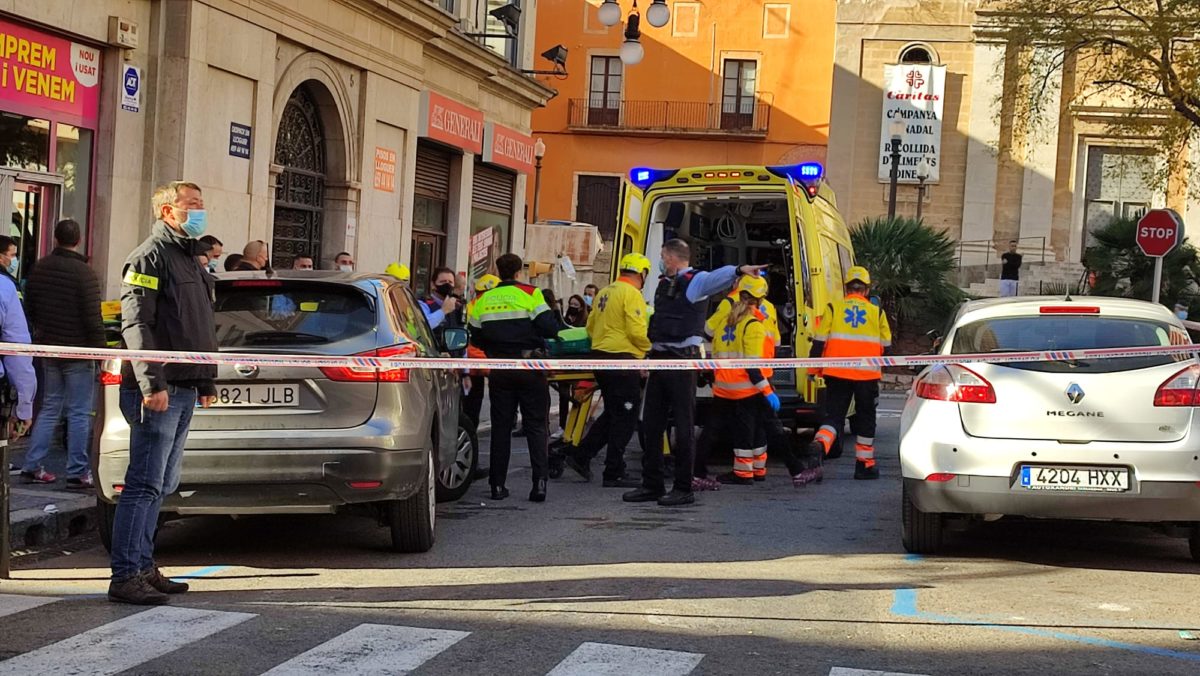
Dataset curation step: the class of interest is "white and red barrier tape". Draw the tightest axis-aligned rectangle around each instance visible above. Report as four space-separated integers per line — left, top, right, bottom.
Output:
0 342 1196 371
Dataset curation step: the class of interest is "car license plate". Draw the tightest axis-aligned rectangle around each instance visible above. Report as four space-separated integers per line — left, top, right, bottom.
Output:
1019 465 1129 492
211 384 300 408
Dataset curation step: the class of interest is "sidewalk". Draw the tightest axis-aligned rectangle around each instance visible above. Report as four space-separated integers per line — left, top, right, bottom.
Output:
4 440 98 549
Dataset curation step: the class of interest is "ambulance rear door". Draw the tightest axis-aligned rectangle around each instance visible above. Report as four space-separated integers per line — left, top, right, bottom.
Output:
612 179 646 279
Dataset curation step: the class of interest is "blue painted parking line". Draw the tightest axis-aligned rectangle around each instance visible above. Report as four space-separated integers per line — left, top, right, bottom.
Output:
890 588 1200 662
173 565 230 580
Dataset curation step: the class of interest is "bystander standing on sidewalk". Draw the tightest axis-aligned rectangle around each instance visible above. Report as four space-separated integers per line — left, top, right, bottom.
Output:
20 219 106 488
999 241 1022 297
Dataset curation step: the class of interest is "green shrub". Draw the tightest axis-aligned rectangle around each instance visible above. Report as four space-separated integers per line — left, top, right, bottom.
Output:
1083 217 1199 308
850 217 966 331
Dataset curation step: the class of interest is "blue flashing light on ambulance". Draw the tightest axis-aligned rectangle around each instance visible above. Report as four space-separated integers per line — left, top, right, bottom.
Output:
614 161 855 428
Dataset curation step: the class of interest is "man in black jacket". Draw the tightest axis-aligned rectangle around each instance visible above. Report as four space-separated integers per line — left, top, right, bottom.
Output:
109 181 218 606
21 219 106 488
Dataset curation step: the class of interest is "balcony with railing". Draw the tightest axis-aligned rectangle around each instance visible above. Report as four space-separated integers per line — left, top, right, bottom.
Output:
567 98 771 136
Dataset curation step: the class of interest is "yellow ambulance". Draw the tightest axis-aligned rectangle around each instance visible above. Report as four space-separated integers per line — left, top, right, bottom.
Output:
612 162 855 428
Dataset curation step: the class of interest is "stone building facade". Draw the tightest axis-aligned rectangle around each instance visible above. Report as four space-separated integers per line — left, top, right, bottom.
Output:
826 0 1199 275
0 0 551 297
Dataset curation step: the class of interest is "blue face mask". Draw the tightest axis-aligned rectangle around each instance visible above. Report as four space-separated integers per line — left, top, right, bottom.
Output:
6 256 17 277
1176 309 1189 320
583 295 593 307
658 259 667 275
179 209 208 238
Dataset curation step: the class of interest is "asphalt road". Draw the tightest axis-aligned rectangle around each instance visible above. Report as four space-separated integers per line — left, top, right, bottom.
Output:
1 393 1199 675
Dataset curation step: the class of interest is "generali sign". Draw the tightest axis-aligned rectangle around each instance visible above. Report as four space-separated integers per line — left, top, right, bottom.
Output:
483 123 535 175
878 64 947 184
418 90 484 154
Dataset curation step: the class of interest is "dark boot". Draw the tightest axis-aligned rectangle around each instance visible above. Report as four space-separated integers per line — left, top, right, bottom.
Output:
717 471 754 486
529 477 547 502
108 575 169 605
623 487 664 503
143 567 190 594
657 489 695 507
491 485 510 500
854 461 879 480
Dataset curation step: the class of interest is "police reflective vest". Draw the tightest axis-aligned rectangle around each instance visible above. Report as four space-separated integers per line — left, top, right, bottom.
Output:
647 271 707 344
467 281 559 358
711 314 771 400
813 293 892 380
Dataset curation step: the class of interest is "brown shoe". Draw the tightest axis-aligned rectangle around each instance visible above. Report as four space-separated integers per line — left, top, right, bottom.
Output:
108 575 169 605
143 567 190 594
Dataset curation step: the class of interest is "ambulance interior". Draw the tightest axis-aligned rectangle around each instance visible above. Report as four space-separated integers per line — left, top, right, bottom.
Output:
643 194 798 351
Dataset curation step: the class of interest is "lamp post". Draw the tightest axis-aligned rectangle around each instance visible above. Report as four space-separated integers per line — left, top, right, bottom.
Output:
915 157 930 221
886 118 905 220
532 137 546 223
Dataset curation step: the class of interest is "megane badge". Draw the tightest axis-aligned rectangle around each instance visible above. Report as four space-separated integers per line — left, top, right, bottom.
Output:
1065 383 1085 405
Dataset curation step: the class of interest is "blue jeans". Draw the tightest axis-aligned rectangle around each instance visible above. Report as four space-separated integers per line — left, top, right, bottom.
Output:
111 386 197 581
23 359 97 478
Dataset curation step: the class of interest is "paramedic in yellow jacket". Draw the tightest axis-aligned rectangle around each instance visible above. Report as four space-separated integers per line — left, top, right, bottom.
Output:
565 253 652 487
703 275 782 482
692 275 778 487
808 266 892 480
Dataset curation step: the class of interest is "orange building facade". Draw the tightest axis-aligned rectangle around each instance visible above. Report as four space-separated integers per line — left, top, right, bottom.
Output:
528 0 836 246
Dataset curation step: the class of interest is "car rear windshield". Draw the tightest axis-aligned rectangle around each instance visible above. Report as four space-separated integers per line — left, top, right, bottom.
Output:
950 315 1183 373
214 283 376 348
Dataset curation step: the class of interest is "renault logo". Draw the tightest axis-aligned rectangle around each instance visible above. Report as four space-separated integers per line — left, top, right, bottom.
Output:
1065 383 1085 405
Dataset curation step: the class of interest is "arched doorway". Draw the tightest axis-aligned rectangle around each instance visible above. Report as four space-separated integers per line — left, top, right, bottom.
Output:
272 85 326 269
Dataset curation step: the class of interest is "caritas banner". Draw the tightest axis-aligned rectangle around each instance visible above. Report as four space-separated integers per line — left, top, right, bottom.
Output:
878 63 945 184
0 18 101 128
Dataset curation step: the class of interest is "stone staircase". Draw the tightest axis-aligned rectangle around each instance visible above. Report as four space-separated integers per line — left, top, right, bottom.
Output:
964 261 1087 298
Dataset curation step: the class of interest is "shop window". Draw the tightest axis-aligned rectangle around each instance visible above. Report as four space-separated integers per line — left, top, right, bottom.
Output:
56 124 92 245
0 113 50 172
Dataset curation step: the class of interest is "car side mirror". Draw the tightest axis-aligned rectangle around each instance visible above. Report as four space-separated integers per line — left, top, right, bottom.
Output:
442 327 469 353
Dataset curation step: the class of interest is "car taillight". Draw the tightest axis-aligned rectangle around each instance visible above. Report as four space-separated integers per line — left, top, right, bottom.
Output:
99 371 122 386
925 473 956 482
320 345 415 383
914 364 996 404
1039 305 1100 314
1154 364 1200 406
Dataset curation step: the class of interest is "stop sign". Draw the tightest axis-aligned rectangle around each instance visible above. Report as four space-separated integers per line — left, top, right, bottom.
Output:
1136 209 1184 257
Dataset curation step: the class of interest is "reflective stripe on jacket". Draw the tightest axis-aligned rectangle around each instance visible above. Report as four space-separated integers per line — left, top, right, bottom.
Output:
813 293 892 381
712 314 771 400
467 281 559 357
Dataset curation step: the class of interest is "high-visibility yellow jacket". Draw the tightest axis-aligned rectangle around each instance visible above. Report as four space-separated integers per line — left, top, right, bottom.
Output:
813 293 892 381
586 278 651 358
707 293 778 377
712 314 771 400
467 281 559 357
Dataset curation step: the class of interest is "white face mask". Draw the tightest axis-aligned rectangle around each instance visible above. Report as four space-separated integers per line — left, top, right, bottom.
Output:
339 264 353 273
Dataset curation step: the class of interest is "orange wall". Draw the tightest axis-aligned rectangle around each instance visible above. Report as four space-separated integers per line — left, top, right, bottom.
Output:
527 0 836 223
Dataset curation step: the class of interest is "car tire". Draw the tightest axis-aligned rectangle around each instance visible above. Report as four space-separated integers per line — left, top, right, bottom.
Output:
1190 525 1200 563
901 484 943 554
435 415 478 503
389 451 436 553
97 497 117 553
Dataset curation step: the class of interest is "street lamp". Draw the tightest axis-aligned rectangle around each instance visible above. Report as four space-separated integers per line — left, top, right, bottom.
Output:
646 0 671 28
915 157 930 221
532 137 546 223
598 0 622 27
619 12 644 65
886 118 905 220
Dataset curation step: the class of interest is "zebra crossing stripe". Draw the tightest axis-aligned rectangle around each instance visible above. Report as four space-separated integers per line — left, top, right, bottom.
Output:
259 624 470 675
0 606 256 676
829 667 931 676
0 594 58 619
546 642 704 676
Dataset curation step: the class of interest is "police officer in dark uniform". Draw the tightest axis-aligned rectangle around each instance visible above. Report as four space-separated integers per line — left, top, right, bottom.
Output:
468 253 560 502
623 239 765 506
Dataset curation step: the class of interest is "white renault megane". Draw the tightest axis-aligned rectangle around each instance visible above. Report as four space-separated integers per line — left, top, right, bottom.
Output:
899 296 1200 559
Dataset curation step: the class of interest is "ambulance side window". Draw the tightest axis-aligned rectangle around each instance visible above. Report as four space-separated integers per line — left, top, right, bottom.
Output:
837 245 853 276
795 229 813 308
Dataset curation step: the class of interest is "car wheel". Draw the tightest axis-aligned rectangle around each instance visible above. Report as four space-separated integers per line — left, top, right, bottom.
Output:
901 484 943 554
97 497 117 553
1190 525 1200 563
389 451 436 553
435 416 478 503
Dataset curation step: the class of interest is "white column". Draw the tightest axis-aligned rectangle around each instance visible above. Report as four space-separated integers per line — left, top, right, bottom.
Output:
1017 46 1062 254
960 41 1006 263
445 153 475 274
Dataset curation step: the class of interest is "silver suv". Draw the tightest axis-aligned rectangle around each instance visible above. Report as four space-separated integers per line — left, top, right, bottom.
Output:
93 271 478 552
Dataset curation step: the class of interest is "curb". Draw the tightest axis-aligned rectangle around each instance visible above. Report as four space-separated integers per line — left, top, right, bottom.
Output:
8 490 97 549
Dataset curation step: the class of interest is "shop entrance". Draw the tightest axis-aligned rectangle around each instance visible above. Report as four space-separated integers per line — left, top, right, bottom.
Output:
0 172 61 284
